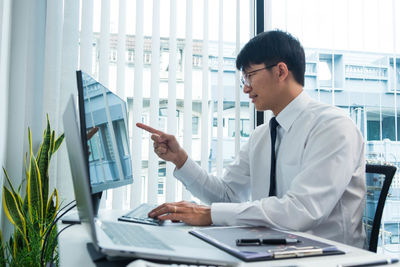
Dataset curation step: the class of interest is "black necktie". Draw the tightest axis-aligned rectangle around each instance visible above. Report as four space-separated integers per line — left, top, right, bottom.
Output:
269 117 279 196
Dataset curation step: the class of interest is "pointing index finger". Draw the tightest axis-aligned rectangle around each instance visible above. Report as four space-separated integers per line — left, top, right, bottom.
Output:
136 123 164 136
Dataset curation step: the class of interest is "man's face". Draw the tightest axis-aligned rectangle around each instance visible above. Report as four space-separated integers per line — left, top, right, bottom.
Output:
242 63 279 111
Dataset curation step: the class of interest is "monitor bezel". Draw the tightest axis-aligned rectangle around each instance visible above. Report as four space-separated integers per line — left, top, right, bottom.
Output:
76 70 92 191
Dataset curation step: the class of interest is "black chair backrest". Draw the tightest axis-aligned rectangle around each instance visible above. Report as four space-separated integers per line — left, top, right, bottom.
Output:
364 164 396 252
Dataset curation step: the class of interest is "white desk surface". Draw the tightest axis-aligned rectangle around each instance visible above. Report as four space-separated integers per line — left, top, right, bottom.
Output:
58 210 400 267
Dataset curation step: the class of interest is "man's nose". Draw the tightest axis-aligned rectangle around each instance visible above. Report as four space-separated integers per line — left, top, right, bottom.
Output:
243 84 251 94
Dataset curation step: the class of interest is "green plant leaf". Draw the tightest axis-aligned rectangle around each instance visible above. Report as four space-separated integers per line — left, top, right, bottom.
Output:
2 168 24 215
23 194 28 218
53 133 64 154
1 118 63 266
12 231 16 259
24 152 29 180
46 189 59 223
12 229 29 258
27 128 43 230
2 168 18 198
0 230 5 267
49 130 55 156
37 117 52 219
27 156 43 228
2 187 27 241
16 195 24 218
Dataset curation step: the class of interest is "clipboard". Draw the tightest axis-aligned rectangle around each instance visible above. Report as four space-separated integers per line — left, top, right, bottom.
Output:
189 226 344 262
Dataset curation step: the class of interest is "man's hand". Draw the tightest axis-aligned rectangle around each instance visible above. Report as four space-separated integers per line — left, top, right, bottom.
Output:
136 123 188 169
148 201 212 226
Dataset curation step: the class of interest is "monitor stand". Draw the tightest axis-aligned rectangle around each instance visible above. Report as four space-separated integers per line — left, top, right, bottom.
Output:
61 192 102 224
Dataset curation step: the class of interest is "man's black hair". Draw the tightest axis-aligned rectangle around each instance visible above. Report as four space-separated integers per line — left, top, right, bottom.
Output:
236 30 305 86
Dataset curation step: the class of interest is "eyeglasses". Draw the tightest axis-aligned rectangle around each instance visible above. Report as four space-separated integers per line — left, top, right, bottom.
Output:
240 63 278 87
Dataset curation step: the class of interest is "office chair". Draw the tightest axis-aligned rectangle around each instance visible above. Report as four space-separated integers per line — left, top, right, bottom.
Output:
364 164 397 252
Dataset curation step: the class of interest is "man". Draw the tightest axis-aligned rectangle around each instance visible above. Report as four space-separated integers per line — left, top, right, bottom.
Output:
138 30 366 248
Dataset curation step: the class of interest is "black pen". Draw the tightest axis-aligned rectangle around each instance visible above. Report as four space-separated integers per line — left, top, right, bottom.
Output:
236 238 299 246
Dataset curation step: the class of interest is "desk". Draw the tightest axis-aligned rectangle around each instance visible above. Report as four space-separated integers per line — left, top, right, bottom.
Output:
59 210 400 267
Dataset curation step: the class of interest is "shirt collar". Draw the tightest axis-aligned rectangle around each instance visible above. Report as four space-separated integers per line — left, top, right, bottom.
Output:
275 91 311 132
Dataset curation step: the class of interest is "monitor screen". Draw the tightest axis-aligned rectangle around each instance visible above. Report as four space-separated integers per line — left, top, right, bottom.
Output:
76 70 133 194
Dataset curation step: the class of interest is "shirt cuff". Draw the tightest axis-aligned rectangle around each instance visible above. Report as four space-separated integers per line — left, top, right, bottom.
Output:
173 157 203 188
211 202 240 226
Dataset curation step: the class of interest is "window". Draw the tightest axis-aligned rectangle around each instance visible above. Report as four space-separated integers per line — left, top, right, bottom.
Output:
144 52 151 65
88 134 104 161
228 118 250 137
192 116 199 135
99 124 114 161
270 0 400 255
113 120 130 156
318 60 332 86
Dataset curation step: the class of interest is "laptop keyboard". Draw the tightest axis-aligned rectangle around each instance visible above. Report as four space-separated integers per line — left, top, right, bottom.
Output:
101 221 173 250
119 203 164 226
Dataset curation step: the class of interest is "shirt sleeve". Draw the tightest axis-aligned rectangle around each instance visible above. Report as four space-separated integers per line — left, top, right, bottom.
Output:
174 140 252 204
211 116 365 230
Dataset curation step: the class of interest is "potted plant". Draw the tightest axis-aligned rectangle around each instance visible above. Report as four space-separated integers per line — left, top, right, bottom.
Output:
0 116 64 267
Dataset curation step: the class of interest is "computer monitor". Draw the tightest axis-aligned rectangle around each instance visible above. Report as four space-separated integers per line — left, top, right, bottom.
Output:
76 70 133 215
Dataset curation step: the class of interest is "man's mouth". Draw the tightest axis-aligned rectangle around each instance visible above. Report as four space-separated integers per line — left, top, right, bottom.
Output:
250 94 258 102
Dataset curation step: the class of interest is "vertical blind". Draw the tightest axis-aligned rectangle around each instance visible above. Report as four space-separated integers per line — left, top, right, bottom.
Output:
235 0 241 158
43 0 64 192
56 0 80 201
166 0 178 203
113 0 127 209
0 0 12 224
98 0 111 86
182 0 193 200
45 0 251 209
216 0 224 177
148 0 160 205
200 0 209 171
131 0 144 208
80 0 94 74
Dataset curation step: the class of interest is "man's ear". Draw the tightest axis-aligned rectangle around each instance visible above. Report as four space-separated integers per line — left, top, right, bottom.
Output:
276 62 289 82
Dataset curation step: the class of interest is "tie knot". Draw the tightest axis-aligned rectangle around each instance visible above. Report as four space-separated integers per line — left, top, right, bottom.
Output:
270 117 279 130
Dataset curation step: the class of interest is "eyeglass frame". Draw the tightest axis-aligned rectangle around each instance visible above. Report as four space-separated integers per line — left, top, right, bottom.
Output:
240 63 278 87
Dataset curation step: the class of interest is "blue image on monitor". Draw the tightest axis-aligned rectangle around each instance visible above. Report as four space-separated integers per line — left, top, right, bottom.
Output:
79 71 133 193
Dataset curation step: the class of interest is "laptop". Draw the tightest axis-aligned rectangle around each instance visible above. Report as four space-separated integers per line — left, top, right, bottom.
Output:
63 95 239 265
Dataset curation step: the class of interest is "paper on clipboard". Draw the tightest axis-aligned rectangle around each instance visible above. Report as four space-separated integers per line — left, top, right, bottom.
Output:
189 226 344 262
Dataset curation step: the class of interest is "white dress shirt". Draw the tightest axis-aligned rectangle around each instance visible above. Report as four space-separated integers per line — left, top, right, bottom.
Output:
174 91 366 248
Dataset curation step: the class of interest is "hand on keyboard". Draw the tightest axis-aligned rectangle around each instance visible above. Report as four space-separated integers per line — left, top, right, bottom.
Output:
118 204 164 226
